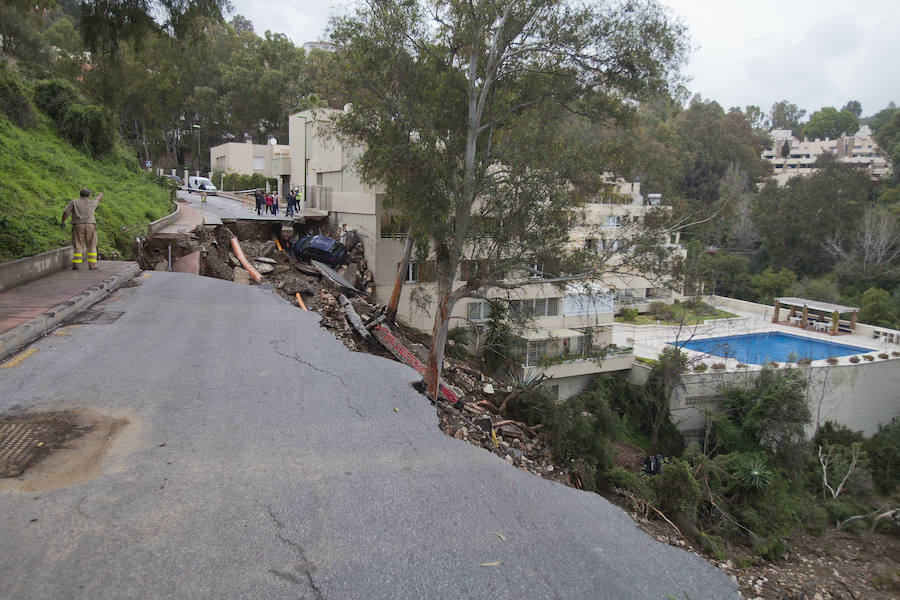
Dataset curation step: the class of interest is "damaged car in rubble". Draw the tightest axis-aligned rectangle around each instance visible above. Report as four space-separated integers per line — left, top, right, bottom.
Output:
290 234 348 267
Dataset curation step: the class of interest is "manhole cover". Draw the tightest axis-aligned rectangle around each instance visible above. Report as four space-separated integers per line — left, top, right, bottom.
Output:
71 310 125 325
0 415 75 478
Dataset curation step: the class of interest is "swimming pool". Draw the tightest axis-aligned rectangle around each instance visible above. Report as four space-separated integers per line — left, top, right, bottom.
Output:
671 332 871 364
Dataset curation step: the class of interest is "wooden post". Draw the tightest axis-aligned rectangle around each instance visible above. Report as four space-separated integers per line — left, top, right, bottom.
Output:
801 305 808 329
850 311 857 331
772 300 780 323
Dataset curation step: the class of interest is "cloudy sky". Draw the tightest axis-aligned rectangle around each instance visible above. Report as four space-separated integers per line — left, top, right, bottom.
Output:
228 0 899 119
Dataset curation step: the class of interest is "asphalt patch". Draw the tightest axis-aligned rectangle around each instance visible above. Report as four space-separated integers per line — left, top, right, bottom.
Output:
0 409 128 491
70 310 125 325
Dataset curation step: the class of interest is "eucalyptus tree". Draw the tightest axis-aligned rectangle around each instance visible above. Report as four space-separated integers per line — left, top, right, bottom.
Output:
328 0 688 398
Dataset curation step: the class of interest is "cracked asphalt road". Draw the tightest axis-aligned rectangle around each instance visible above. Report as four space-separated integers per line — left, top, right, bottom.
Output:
0 272 740 599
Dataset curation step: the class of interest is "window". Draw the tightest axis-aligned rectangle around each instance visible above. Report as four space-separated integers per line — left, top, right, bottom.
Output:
467 301 489 322
381 214 409 238
525 341 546 366
584 238 596 251
404 262 418 282
605 216 620 227
546 297 560 316
253 156 265 170
569 335 585 356
530 262 543 278
509 298 561 318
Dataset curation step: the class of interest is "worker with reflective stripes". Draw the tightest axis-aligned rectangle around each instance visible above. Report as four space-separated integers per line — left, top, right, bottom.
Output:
61 189 103 270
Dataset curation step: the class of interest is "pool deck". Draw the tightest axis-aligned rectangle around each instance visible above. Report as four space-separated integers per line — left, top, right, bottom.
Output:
612 299 892 369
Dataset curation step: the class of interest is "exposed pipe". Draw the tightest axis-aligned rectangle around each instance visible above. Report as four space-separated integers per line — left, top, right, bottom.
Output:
229 237 262 282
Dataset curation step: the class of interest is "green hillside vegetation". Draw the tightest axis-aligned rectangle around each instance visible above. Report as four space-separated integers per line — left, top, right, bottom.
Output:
0 72 173 262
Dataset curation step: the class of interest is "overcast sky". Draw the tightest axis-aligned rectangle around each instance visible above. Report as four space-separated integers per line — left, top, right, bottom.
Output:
228 0 899 119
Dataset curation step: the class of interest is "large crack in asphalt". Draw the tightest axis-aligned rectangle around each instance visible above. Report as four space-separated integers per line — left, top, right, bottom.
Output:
259 501 324 600
271 340 348 388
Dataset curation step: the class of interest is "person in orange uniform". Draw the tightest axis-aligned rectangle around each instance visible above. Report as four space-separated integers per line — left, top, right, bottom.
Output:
61 188 103 270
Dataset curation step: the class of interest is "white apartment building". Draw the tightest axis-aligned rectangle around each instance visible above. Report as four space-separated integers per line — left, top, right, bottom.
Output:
762 125 891 185
567 180 684 312
209 139 292 195
283 109 655 399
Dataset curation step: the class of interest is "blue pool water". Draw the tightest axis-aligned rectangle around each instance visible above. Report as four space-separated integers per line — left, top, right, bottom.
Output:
671 332 871 364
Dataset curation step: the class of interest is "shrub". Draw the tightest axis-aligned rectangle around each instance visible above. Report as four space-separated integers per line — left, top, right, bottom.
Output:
797 358 812 366
605 467 652 498
863 355 874 361
652 459 701 533
767 361 779 369
693 363 707 372
649 301 677 321
826 356 839 364
61 104 116 157
878 353 889 359
865 420 900 495
445 327 472 359
213 169 277 192
736 363 748 369
753 536 789 561
735 455 774 490
620 307 638 322
711 363 726 370
0 65 34 127
849 356 860 363
33 79 79 122
892 351 899 357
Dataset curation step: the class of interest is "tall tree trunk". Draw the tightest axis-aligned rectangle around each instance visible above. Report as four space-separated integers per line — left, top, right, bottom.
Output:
425 276 455 401
385 231 414 326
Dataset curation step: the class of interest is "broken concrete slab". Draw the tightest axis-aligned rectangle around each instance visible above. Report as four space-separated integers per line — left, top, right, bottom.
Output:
252 262 274 275
172 251 200 275
498 423 525 439
233 266 250 285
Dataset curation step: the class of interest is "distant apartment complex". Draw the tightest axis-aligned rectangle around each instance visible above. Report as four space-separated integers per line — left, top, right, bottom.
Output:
762 125 891 185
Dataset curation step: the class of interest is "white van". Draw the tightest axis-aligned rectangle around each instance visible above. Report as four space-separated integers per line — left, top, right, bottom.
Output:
187 176 218 195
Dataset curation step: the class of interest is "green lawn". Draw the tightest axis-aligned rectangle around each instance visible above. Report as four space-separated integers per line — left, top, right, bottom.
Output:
0 114 174 262
615 305 738 326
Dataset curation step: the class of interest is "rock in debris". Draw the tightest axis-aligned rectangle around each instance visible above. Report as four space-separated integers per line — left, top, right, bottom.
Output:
233 266 250 285
483 383 495 394
260 241 275 257
255 256 276 264
228 252 240 267
474 416 493 432
498 423 524 439
252 261 275 274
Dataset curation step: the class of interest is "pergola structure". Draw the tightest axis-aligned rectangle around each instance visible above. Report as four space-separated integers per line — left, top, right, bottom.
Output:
773 297 860 335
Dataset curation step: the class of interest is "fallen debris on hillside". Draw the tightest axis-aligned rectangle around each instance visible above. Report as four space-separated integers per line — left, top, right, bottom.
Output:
140 223 899 599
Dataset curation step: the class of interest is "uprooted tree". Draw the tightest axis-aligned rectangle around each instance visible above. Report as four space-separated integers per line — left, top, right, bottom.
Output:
328 0 688 399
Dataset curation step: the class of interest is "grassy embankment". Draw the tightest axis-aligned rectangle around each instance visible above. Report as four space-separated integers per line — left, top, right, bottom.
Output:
0 115 173 262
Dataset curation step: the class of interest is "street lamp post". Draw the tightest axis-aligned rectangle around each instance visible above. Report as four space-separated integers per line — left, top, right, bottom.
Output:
192 123 201 176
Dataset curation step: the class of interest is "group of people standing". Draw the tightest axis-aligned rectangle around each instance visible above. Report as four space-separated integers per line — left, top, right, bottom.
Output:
254 189 300 217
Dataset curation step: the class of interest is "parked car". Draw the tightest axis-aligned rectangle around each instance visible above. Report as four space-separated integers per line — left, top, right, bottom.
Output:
291 234 347 267
187 176 217 195
162 174 182 186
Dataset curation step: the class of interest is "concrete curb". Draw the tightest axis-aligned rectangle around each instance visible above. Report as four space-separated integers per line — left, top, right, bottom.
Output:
0 264 142 360
0 246 74 293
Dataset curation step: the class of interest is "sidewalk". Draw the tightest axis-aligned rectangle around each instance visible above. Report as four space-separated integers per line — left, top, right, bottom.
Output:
0 261 140 360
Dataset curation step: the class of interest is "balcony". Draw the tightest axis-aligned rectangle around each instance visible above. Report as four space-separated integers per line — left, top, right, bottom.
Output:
520 343 634 378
